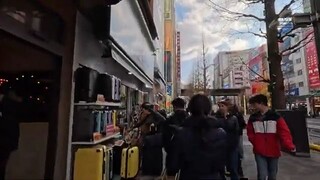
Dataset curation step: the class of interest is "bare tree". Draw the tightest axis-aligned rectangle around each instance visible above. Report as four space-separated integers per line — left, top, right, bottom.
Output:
190 33 213 95
207 0 309 109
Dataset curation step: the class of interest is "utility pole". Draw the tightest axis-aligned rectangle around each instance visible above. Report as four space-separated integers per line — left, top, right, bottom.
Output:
265 0 286 109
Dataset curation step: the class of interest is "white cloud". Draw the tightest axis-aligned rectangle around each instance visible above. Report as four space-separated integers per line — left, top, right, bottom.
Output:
176 0 264 63
176 0 266 83
228 39 249 50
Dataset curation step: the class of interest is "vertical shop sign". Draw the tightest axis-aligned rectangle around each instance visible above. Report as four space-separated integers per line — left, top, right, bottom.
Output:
305 28 320 90
176 32 181 94
167 83 172 96
165 51 172 82
164 0 172 20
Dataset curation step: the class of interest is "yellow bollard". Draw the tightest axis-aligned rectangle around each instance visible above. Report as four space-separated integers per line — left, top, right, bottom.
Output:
309 144 320 151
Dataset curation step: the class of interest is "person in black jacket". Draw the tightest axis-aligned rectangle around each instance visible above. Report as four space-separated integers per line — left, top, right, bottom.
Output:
169 94 228 180
230 104 246 178
0 86 22 180
163 98 188 176
217 100 240 180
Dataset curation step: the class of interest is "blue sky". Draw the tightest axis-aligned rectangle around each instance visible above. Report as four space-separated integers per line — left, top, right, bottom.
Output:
176 0 303 84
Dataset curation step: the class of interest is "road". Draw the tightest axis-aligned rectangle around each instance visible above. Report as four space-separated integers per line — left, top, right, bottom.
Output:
307 118 320 144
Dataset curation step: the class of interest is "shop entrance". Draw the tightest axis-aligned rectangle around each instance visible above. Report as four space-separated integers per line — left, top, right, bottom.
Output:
0 30 61 179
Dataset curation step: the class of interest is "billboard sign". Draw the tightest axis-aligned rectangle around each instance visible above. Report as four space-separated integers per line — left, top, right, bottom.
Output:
249 55 262 81
166 83 172 96
305 28 320 90
165 51 172 82
176 32 181 94
286 88 299 96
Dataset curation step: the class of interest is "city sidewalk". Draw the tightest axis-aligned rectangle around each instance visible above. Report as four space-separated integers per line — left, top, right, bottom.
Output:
242 133 320 180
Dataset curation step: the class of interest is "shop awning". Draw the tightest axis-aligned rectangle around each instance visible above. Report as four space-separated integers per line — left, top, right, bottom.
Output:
110 42 153 87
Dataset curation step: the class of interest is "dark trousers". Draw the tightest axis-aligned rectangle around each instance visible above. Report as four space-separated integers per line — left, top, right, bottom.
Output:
0 151 11 180
228 148 239 180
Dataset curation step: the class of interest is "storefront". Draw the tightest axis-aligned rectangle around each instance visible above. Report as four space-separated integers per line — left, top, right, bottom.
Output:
1 0 160 179
0 0 77 179
66 0 159 179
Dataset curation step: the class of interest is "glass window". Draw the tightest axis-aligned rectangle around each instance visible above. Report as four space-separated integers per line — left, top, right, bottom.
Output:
296 58 301 64
299 82 304 87
298 69 303 76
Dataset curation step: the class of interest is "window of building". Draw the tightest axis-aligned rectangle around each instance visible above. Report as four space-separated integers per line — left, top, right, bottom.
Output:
294 36 300 43
298 69 303 76
296 58 301 64
290 83 297 89
299 82 304 87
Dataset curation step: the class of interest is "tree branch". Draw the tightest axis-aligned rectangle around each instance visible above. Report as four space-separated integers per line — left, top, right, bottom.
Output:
239 57 270 83
278 0 296 18
278 26 297 42
240 0 265 5
231 29 267 38
280 32 314 55
207 0 265 21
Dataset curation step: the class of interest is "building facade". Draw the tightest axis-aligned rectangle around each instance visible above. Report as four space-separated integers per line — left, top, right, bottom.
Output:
213 49 251 89
0 0 165 179
303 0 311 13
164 0 176 109
278 21 311 111
249 44 270 97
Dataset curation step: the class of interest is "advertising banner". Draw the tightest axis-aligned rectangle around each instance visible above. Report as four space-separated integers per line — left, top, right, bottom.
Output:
176 32 181 94
248 54 262 81
165 51 172 82
305 28 320 90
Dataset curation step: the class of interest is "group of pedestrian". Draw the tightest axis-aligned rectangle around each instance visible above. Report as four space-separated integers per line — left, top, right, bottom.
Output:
128 93 295 180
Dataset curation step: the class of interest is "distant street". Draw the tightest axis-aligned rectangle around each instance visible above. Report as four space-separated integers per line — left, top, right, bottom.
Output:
307 118 320 144
307 118 320 128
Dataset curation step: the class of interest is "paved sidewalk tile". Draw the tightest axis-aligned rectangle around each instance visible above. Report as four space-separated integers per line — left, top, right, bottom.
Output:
243 136 320 180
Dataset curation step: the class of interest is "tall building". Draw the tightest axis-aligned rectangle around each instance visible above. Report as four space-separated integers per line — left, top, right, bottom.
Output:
279 23 311 110
303 0 311 13
213 49 252 89
304 28 320 113
248 44 269 96
153 0 167 109
164 0 177 109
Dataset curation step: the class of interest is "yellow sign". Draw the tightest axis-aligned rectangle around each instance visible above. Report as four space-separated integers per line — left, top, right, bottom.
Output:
164 0 172 19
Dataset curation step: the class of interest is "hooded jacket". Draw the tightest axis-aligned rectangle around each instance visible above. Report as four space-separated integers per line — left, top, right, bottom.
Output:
170 116 228 180
247 110 295 157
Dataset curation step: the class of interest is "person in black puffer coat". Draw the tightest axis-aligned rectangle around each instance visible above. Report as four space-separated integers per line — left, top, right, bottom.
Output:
230 105 246 178
216 100 240 180
163 98 189 176
169 94 228 180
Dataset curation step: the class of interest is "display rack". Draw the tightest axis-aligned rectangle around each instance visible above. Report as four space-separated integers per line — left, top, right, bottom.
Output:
71 132 121 145
74 102 122 107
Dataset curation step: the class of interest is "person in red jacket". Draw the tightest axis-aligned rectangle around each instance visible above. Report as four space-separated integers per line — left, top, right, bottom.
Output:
247 94 295 180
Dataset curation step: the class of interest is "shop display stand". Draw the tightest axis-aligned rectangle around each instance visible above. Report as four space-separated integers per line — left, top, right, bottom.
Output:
70 101 124 180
